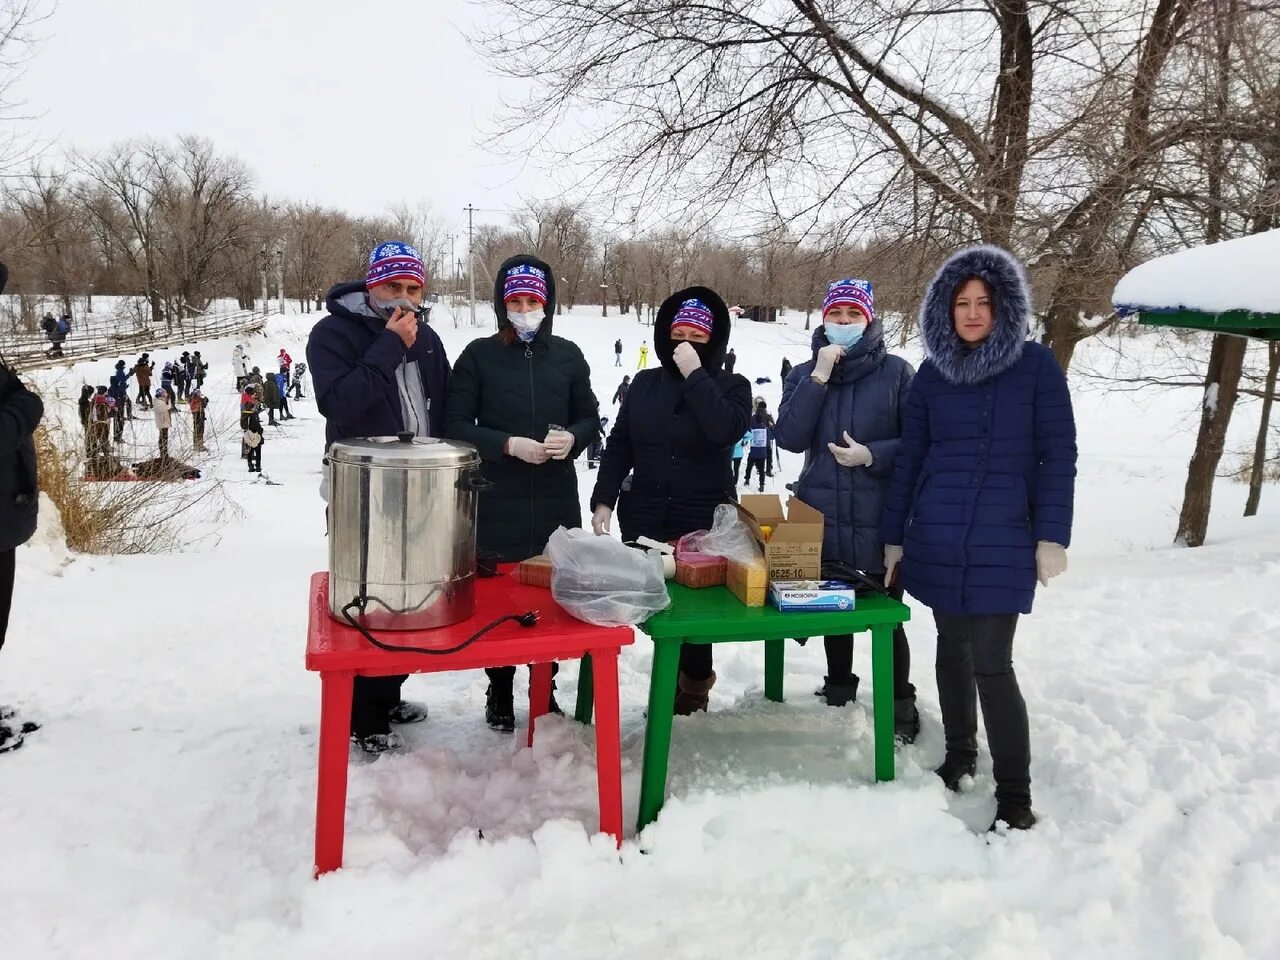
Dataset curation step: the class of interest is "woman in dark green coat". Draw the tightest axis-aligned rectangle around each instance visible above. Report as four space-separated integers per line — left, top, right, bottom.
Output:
444 253 601 731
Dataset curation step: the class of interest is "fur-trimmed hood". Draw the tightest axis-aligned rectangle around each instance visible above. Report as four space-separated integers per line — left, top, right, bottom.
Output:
920 245 1031 385
654 286 732 377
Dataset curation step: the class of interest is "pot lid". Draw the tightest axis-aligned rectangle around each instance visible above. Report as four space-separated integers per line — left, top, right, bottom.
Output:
327 433 480 468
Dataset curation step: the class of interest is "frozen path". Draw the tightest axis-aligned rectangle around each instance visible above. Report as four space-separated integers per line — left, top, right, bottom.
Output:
1 307 1277 959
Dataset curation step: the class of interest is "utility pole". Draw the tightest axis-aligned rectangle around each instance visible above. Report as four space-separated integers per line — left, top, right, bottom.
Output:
464 204 477 327
448 233 456 294
259 247 269 316
601 238 609 317
275 241 285 314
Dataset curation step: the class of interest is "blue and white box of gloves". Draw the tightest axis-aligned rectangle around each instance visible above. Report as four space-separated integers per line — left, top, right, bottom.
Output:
768 580 858 612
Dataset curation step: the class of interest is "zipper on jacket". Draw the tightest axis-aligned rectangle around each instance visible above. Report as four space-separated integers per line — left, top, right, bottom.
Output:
528 345 537 558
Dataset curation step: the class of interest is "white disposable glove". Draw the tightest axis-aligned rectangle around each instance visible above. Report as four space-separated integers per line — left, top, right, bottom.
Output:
506 436 549 464
544 430 574 460
827 430 873 468
673 342 701 378
884 544 903 586
1036 541 1068 587
811 344 846 383
591 504 613 536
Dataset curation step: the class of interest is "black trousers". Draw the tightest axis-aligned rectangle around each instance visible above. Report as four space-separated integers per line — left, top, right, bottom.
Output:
823 577 913 699
0 548 14 656
732 457 743 483
934 612 1030 806
745 458 766 488
350 675 407 738
486 662 560 687
246 445 261 471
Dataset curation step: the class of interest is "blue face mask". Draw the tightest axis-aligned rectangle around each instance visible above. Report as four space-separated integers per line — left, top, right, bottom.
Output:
824 322 865 349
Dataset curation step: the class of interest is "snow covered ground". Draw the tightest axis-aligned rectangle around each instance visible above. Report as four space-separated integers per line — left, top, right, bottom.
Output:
3 301 1278 959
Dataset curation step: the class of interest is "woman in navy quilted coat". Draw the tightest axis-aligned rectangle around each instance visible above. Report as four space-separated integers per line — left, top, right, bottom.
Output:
879 245 1076 832
775 278 918 740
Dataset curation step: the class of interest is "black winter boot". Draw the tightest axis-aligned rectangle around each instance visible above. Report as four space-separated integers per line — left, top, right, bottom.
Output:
894 694 921 743
673 670 716 715
485 683 515 733
815 674 859 707
990 803 1037 832
934 754 978 792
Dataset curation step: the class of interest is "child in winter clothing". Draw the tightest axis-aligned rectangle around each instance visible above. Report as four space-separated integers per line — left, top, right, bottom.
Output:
261 369 281 425
134 354 153 409
244 406 264 473
188 389 207 452
275 371 293 420
744 401 772 491
153 389 172 460
732 429 749 483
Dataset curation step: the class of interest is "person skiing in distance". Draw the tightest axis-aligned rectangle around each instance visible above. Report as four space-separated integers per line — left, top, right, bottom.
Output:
614 338 623 367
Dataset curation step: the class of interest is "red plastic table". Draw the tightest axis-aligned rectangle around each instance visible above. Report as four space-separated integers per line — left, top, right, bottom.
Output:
305 568 634 876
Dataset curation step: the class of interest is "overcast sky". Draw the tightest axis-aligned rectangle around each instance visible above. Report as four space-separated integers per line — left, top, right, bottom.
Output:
16 0 541 232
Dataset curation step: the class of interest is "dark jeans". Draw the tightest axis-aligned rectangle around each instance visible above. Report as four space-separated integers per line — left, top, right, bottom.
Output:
279 394 292 418
351 675 407 738
193 412 205 449
934 612 1030 806
0 548 14 656
158 427 169 460
824 577 913 699
486 662 560 688
679 643 713 681
246 445 261 472
745 458 766 488
732 457 743 483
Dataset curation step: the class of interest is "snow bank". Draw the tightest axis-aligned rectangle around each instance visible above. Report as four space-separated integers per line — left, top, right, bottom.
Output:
1113 228 1280 315
2 305 1279 958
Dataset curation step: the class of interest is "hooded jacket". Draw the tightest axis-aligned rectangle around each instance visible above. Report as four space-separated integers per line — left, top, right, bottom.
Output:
879 245 1077 615
775 319 913 573
0 359 43 552
591 286 752 542
306 280 450 448
443 253 601 561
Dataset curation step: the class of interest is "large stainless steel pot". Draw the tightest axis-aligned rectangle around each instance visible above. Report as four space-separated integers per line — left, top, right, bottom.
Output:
327 432 489 631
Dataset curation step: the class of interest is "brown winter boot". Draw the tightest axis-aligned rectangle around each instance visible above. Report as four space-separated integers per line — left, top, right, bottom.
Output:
673 670 717 715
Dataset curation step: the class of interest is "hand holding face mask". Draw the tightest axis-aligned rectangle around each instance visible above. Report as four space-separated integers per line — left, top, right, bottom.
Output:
386 308 418 349
673 342 702 378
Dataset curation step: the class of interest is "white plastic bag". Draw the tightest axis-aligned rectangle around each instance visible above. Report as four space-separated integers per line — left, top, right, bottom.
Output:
681 503 760 564
547 526 671 626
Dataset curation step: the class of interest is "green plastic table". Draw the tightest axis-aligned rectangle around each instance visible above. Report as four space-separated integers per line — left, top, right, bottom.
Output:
633 583 911 832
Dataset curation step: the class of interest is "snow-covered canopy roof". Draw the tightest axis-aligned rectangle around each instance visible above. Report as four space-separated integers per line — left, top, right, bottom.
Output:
1113 228 1280 317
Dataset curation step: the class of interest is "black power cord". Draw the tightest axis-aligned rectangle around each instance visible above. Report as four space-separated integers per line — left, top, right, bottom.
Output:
340 599 539 656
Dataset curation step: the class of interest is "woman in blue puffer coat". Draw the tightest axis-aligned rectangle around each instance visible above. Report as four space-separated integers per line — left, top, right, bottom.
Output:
775 278 918 741
879 245 1077 832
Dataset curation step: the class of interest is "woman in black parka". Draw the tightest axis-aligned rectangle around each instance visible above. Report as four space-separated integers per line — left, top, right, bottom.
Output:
445 253 601 731
590 287 751 713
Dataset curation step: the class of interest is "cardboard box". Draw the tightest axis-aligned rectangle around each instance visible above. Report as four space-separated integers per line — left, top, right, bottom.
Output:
769 580 858 613
516 554 552 589
736 494 825 581
726 553 767 607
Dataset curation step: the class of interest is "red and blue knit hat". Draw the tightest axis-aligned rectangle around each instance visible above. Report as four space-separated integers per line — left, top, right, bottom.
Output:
671 298 715 337
503 264 549 306
366 241 426 289
822 278 875 322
